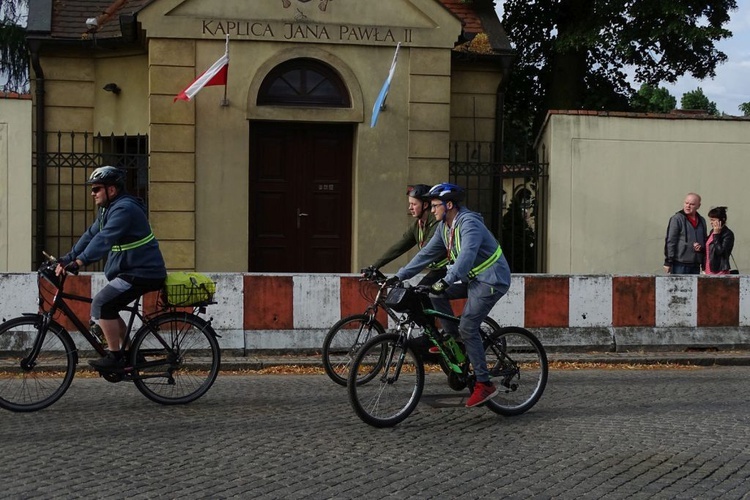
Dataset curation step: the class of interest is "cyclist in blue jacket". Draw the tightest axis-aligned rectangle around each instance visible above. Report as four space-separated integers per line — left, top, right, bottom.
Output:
392 183 511 407
56 166 167 369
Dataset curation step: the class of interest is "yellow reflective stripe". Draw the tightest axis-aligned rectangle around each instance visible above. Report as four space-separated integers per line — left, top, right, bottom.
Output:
111 232 155 252
467 245 503 278
428 258 449 269
445 224 502 278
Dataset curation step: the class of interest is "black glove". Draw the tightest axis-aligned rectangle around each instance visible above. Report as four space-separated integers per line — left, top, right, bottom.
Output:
385 275 401 287
430 279 449 295
360 265 377 278
64 260 80 275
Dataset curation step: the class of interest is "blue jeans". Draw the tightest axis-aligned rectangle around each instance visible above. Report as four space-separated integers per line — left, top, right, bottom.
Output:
429 280 509 382
671 263 700 275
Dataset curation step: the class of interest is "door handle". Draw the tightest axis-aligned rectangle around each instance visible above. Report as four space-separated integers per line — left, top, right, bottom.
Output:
297 208 308 229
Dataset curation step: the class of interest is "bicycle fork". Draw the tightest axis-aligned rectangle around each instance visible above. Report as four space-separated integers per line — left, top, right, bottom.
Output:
21 314 53 371
381 338 407 384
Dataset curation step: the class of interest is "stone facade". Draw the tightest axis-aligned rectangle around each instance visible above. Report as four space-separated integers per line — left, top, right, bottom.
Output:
27 0 512 273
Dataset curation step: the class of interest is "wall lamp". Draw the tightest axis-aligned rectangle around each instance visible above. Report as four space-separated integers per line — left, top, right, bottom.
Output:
103 83 121 95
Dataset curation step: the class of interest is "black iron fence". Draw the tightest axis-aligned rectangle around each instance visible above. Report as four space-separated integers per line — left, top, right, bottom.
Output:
449 140 548 273
32 134 544 272
33 131 149 269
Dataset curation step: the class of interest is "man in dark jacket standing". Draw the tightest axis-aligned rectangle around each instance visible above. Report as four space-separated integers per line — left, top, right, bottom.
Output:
56 166 167 369
664 192 707 274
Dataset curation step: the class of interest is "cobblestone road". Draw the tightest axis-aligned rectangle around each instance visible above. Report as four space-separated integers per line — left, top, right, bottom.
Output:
3 366 750 499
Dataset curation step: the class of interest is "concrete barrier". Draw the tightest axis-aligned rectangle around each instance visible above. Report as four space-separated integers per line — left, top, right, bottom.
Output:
1 272 749 353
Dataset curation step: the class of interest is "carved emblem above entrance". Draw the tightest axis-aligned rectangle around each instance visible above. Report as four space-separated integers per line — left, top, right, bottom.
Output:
281 0 333 12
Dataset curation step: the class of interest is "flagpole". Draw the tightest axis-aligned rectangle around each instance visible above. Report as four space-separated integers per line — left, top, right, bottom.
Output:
221 34 230 106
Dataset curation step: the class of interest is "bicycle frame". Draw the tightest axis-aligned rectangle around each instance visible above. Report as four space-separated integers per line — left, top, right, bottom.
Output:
393 304 468 374
37 272 146 358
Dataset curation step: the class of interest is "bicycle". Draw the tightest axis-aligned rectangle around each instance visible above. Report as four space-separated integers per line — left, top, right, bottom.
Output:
321 268 397 385
347 283 548 427
322 267 501 386
0 252 221 412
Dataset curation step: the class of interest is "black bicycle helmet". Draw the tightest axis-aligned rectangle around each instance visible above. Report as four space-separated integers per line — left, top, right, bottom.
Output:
87 166 126 188
427 182 464 203
406 184 432 200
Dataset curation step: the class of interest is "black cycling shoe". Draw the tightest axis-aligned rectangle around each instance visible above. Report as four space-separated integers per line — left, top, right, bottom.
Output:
89 353 125 371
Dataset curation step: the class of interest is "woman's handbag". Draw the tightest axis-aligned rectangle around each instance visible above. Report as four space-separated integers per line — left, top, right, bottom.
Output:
730 255 740 275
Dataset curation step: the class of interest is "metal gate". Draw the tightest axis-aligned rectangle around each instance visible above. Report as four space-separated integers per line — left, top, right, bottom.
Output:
449 140 548 273
33 131 148 269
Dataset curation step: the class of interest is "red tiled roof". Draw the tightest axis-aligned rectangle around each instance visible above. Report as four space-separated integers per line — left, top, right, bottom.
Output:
0 92 32 100
439 0 484 34
50 0 151 39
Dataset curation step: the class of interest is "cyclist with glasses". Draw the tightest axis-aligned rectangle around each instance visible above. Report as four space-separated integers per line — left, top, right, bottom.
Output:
368 184 447 286
390 182 512 407
55 166 167 370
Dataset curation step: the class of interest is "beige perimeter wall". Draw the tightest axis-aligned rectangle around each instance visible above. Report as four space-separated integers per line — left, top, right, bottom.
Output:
0 95 32 271
537 113 750 274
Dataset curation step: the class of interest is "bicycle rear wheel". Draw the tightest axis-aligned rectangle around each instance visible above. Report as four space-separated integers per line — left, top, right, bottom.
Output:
130 312 220 405
482 326 548 416
322 314 386 386
0 316 76 412
347 333 424 428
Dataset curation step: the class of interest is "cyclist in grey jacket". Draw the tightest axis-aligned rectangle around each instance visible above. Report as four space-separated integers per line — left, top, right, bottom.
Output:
56 166 166 370
393 183 511 408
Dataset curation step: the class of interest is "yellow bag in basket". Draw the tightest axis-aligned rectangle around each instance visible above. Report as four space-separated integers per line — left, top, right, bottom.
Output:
164 272 216 306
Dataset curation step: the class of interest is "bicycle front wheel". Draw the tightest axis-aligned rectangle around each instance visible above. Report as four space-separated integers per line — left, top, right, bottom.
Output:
322 314 386 386
0 316 76 412
347 333 424 428
130 312 220 405
482 326 548 416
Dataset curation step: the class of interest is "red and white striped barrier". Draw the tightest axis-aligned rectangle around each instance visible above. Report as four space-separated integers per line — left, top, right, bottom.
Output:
1 273 749 351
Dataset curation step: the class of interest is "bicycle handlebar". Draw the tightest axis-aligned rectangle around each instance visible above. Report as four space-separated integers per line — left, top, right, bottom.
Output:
412 285 433 295
360 266 387 282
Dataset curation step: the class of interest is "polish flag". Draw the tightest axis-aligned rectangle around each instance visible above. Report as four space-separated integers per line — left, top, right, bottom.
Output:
174 37 229 102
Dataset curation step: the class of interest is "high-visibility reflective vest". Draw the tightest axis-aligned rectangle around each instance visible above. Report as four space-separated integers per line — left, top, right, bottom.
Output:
443 224 503 279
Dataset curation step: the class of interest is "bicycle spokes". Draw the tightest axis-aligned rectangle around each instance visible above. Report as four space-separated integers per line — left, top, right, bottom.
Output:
482 327 548 416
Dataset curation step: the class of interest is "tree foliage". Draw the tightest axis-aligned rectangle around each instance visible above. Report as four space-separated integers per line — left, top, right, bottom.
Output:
630 84 677 113
500 0 737 157
680 87 719 115
0 0 28 92
739 102 750 117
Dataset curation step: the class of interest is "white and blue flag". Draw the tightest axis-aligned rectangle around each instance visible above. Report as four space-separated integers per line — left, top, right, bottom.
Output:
371 42 401 128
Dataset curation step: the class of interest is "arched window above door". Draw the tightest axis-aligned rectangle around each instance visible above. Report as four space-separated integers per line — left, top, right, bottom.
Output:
257 58 351 107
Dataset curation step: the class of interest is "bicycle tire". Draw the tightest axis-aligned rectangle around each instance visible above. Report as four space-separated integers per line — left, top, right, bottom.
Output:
0 316 76 412
482 326 548 416
322 314 386 386
130 312 221 405
347 332 424 428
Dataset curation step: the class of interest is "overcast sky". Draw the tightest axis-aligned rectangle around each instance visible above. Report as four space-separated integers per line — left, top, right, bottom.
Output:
495 1 750 116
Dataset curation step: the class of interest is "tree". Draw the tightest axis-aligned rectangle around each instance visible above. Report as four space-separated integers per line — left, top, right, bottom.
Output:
630 84 677 113
0 0 28 92
739 102 750 117
680 87 719 115
500 0 736 156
